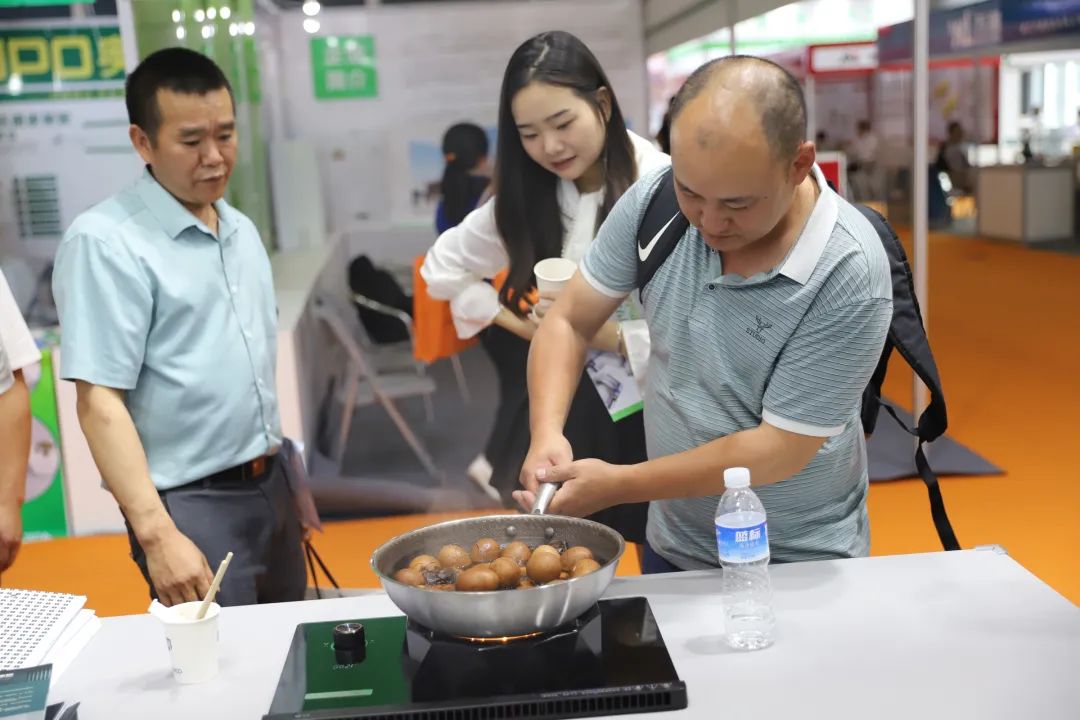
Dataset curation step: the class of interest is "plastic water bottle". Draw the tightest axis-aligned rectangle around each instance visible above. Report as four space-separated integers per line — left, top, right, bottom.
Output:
715 467 776 650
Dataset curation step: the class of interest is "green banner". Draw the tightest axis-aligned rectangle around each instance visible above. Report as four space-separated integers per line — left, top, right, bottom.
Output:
22 348 68 541
1 25 125 101
311 35 377 100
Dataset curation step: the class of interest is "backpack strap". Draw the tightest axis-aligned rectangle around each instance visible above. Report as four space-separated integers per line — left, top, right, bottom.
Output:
854 205 948 442
636 168 690 294
854 204 959 551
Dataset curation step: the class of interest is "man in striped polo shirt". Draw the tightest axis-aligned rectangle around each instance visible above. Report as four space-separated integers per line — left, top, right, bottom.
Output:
515 56 892 570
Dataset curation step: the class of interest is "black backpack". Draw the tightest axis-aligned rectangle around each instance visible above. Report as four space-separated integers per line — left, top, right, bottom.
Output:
347 255 413 344
635 168 960 551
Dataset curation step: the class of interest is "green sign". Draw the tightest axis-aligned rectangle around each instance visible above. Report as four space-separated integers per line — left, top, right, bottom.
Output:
311 35 377 100
23 348 68 541
1 25 125 102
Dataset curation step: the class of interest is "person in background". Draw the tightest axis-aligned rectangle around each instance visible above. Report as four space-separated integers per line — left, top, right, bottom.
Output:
53 48 305 607
421 31 669 545
433 123 497 490
814 130 833 152
846 120 879 201
1023 106 1044 156
436 122 492 234
936 120 974 194
516 56 892 572
0 268 38 579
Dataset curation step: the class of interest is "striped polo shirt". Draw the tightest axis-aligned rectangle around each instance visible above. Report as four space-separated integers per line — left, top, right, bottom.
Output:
580 165 892 568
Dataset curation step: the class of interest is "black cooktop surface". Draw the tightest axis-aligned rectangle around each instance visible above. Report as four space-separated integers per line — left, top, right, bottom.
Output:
264 596 687 719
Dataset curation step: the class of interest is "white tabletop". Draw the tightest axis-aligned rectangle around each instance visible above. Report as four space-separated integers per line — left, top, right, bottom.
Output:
49 549 1080 720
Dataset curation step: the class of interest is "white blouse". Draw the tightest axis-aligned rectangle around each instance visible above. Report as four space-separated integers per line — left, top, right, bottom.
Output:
420 129 670 371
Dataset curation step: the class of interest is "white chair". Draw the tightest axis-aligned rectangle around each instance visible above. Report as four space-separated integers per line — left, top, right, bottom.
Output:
312 292 443 483
351 292 471 407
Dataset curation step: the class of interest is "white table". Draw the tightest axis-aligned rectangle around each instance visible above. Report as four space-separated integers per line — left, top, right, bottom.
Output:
49 549 1080 719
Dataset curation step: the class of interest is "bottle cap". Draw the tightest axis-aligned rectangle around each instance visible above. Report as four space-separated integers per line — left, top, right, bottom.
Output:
723 467 751 489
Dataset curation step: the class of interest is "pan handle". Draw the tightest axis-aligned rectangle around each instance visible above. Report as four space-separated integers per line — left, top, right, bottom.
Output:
531 482 559 515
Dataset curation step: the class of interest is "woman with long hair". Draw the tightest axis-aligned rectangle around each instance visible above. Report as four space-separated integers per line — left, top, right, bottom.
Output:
421 31 669 544
436 122 491 233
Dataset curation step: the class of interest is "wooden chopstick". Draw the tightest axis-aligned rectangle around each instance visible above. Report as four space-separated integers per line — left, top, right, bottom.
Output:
196 551 234 620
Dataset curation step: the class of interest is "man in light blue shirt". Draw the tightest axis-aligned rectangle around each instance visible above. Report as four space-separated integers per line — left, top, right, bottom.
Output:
516 57 891 570
53 48 304 606
0 269 38 578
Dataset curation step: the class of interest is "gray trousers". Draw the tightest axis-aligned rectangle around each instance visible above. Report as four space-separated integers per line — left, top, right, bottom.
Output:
126 457 307 606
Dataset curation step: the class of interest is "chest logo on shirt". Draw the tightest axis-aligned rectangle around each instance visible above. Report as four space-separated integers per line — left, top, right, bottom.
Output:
745 315 772 344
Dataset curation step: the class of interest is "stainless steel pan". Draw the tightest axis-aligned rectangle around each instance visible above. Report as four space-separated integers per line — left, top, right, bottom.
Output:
370 486 625 638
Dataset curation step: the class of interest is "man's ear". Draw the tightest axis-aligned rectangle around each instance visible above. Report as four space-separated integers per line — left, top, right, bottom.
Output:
790 140 816 185
129 124 154 165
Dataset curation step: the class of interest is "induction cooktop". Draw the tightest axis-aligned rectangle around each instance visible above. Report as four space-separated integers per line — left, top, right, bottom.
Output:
264 596 687 720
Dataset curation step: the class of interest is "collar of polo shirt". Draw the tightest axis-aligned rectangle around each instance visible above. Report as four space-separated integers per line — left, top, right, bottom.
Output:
136 167 238 242
775 164 838 286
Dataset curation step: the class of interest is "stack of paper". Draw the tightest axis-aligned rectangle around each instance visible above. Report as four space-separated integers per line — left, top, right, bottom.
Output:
0 588 101 684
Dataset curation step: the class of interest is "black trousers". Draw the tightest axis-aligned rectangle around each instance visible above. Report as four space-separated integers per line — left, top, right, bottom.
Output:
480 326 649 544
125 455 307 607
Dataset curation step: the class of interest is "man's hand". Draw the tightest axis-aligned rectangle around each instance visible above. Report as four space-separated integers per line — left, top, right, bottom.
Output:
0 501 23 574
514 459 624 518
514 431 573 510
142 528 214 606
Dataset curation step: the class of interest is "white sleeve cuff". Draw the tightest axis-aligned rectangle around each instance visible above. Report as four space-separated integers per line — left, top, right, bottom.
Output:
762 409 846 438
449 282 501 339
620 319 650 385
579 263 628 300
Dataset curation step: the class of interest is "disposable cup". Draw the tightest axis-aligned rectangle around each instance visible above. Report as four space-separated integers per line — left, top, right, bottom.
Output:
156 600 220 684
533 258 577 297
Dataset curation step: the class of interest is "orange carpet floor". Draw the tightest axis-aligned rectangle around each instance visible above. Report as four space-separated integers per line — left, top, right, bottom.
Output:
4 230 1079 616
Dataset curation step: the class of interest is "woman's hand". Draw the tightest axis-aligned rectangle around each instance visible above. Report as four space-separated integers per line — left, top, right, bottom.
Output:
492 307 539 341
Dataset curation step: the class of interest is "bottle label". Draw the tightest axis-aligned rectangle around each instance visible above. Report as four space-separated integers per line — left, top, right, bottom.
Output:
716 520 769 563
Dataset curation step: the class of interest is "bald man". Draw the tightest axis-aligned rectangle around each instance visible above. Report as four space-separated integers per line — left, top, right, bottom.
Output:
515 56 892 571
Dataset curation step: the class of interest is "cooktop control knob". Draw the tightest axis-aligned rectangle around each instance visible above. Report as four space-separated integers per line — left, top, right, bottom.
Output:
333 622 366 664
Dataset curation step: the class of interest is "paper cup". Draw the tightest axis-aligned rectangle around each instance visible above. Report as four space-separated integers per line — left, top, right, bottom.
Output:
533 258 577 297
159 601 221 684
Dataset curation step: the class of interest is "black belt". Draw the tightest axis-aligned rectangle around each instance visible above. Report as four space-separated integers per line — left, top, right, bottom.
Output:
188 453 277 489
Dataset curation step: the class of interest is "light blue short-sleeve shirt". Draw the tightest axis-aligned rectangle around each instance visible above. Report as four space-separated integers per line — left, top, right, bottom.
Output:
54 169 281 491
581 165 892 567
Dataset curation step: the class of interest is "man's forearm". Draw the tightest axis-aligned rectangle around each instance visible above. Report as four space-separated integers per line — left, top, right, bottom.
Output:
0 372 31 509
75 383 174 544
619 424 826 504
528 312 589 438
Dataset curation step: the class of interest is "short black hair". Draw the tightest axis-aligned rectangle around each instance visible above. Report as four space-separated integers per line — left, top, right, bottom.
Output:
669 55 807 160
125 47 233 140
